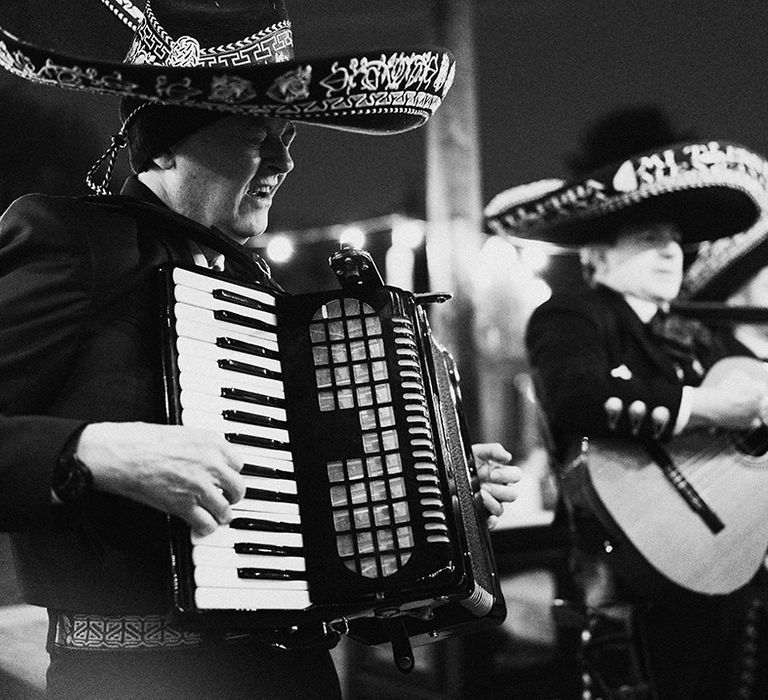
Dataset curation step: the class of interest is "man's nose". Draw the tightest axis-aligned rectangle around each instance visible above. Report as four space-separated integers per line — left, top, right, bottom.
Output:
262 139 294 174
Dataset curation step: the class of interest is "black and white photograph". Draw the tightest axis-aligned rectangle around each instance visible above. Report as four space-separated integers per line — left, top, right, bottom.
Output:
0 2 767 698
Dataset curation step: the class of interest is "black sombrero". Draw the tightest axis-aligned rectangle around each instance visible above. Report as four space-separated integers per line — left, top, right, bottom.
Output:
681 215 768 301
485 140 768 248
0 0 455 135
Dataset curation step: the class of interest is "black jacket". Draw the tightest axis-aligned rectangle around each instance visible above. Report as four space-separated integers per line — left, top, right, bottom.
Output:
0 178 274 613
525 284 744 461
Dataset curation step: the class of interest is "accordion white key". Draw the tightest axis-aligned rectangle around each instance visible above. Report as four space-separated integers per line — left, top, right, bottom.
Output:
158 255 505 668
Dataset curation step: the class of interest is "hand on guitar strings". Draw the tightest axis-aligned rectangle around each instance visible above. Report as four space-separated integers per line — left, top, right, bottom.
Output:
74 422 246 536
472 442 522 529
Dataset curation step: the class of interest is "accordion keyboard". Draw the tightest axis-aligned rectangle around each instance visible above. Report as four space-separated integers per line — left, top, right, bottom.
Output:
170 267 311 611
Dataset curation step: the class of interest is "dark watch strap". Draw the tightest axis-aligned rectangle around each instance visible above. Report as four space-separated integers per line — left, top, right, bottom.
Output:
53 428 94 503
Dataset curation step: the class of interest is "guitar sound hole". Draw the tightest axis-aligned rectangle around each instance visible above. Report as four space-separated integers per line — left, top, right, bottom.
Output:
733 425 768 456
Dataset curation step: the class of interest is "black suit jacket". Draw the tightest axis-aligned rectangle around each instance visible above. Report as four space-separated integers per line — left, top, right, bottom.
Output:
525 284 740 461
0 178 275 613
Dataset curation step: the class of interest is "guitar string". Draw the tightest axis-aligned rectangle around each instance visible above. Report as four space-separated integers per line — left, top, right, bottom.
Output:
687 427 766 479
675 433 738 482
653 438 724 498
676 439 727 495
663 428 764 495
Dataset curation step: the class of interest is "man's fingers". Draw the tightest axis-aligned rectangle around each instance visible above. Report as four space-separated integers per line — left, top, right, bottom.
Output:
482 481 519 503
485 464 523 485
480 489 504 517
186 505 221 537
218 440 245 474
214 462 246 505
473 442 513 465
198 486 236 526
203 437 246 504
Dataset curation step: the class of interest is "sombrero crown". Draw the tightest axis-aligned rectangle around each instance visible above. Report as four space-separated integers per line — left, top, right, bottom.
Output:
0 0 455 135
485 140 768 248
123 0 294 68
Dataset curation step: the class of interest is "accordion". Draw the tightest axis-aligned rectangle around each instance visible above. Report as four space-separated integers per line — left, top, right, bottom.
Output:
158 253 505 668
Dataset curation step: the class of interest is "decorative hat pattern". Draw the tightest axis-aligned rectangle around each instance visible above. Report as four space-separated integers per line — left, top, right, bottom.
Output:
0 0 455 135
123 0 294 67
483 179 565 248
485 141 768 248
682 215 768 301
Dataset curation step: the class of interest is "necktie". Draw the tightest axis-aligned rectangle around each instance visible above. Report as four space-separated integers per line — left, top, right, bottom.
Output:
647 311 706 380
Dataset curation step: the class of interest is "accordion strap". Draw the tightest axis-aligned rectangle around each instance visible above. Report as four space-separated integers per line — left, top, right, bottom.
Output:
382 617 415 674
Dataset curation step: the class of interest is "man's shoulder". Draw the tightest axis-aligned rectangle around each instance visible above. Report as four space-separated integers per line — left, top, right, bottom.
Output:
1 193 138 231
527 286 624 346
2 193 75 220
0 193 153 270
532 286 608 317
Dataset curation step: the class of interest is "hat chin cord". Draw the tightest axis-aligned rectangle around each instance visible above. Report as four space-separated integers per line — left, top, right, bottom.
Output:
86 102 150 196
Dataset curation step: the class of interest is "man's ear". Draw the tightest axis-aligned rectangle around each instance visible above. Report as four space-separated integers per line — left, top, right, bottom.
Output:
150 151 175 170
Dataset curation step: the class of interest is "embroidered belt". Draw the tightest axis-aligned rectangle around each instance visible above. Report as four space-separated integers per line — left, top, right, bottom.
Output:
53 611 342 652
53 611 204 651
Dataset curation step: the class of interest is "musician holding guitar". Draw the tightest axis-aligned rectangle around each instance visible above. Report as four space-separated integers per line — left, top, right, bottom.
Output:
485 107 768 699
0 2 521 698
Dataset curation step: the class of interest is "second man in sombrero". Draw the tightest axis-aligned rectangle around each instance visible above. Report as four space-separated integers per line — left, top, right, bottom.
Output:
486 106 768 699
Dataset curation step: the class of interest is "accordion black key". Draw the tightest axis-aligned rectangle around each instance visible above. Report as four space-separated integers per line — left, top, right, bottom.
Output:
158 261 505 665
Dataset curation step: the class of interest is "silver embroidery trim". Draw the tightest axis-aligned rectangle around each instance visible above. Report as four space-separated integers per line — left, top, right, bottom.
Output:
54 612 203 650
128 2 293 68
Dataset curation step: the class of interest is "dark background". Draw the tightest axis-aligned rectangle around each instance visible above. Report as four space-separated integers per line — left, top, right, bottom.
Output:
1 1 766 235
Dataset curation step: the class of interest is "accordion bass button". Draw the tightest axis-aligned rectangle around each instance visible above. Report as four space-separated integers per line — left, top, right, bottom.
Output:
419 498 443 507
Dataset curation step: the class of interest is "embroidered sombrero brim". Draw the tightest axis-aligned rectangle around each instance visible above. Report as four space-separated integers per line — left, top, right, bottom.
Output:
485 141 768 248
682 216 768 301
0 26 455 135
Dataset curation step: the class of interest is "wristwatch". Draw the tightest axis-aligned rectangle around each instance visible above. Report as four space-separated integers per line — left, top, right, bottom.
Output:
53 430 94 503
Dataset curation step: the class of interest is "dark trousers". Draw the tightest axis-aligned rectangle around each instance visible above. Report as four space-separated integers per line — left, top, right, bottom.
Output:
641 592 746 700
573 542 750 700
46 642 341 700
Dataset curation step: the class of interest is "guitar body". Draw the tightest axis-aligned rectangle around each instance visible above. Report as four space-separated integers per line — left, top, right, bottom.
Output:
562 356 768 597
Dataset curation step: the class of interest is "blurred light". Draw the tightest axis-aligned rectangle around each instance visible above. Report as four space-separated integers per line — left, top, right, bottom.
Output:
519 246 550 273
480 235 520 273
266 235 295 264
385 246 415 290
339 225 366 249
391 219 425 249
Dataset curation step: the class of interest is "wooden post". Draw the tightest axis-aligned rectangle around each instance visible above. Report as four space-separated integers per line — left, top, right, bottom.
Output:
426 0 485 434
